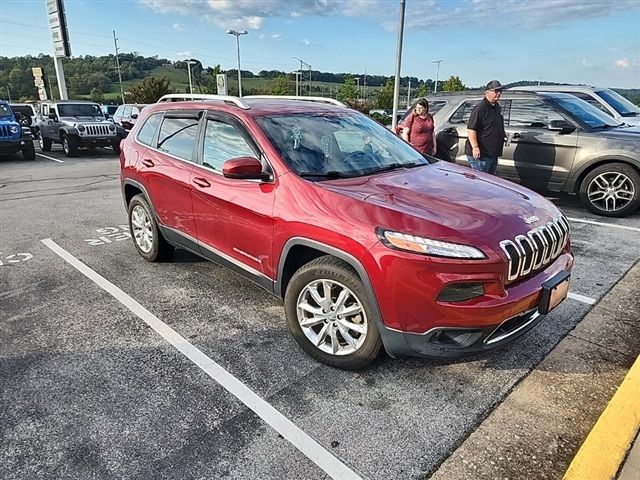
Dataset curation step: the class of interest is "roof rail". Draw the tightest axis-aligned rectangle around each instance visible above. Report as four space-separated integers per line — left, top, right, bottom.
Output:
156 93 249 110
243 95 347 107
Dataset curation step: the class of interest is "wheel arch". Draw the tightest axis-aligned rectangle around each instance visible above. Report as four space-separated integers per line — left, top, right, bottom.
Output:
569 156 640 193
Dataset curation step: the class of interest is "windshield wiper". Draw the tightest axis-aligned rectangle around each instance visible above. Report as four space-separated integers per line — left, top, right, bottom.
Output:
360 162 420 176
298 170 348 179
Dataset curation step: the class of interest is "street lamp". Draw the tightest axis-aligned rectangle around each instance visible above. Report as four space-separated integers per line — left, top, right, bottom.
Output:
186 60 197 94
293 71 302 97
432 59 443 93
226 29 248 97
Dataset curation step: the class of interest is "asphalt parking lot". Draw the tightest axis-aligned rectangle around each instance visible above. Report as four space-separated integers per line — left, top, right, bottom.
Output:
1 146 639 480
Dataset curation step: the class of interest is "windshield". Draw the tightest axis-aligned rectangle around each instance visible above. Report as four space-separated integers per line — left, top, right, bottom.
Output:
10 105 33 117
0 104 12 117
552 95 622 129
58 104 104 117
255 111 428 178
596 89 640 117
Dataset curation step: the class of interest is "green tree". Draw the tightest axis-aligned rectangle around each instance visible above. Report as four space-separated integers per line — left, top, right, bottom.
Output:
271 75 293 95
442 75 465 92
375 79 395 109
90 87 104 103
416 83 428 98
127 75 173 103
336 76 358 103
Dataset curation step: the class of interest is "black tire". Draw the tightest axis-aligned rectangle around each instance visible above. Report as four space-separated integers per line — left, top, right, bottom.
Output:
39 133 52 152
62 134 78 157
112 140 121 155
127 194 174 262
284 256 382 370
579 163 640 217
22 142 36 161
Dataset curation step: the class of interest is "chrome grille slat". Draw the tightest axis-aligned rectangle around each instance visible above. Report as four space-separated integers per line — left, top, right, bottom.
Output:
82 124 111 136
500 215 569 282
0 125 10 137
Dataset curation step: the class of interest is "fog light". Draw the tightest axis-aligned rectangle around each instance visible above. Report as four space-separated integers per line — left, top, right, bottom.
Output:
430 329 484 347
437 283 485 302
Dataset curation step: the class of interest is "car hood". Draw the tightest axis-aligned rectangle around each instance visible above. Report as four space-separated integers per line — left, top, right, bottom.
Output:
318 162 562 248
599 125 640 141
62 116 107 123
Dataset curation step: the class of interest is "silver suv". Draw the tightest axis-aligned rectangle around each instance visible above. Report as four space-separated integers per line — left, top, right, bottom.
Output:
36 100 125 157
510 85 640 126
401 91 640 217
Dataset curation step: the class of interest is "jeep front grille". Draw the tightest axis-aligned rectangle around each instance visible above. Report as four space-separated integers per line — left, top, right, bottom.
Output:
500 215 570 282
84 125 112 136
0 125 11 138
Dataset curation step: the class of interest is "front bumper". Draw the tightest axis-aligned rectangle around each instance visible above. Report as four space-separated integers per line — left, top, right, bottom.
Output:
77 136 120 148
0 139 27 154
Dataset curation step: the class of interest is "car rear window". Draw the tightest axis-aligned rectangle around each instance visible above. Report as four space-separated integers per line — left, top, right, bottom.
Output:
157 117 199 160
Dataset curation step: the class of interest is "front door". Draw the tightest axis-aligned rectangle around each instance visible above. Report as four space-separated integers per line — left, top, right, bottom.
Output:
190 113 276 281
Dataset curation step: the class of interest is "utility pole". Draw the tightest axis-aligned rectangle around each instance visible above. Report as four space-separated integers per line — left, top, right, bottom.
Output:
432 59 442 93
113 31 125 104
355 77 360 102
294 57 311 95
391 0 406 132
293 71 302 97
186 60 196 94
5 85 11 102
407 79 411 108
227 30 248 97
363 69 367 101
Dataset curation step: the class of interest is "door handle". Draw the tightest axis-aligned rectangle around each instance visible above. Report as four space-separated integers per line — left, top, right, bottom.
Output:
141 159 154 167
511 132 526 139
193 177 211 188
442 128 457 134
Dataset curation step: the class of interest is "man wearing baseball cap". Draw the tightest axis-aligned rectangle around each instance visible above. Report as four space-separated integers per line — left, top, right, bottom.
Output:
464 80 506 174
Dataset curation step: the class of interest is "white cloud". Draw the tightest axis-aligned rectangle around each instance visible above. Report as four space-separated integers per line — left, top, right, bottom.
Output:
272 33 282 39
176 51 192 59
614 58 630 69
172 23 184 31
582 59 593 68
141 0 637 32
302 38 311 45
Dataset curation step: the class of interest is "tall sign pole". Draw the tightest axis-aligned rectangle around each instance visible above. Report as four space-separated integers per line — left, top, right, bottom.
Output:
391 0 406 132
46 0 71 99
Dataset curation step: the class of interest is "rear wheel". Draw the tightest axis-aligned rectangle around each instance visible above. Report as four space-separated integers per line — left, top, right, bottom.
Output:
284 256 382 370
112 140 121 155
39 134 52 152
62 134 78 157
579 163 640 217
22 142 36 161
128 194 174 262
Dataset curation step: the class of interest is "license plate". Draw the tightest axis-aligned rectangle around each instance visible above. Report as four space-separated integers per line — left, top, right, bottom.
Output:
539 271 571 314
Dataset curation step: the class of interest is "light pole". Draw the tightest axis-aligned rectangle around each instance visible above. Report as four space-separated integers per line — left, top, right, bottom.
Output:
432 59 442 93
355 77 360 101
186 60 197 94
226 29 248 97
293 71 302 97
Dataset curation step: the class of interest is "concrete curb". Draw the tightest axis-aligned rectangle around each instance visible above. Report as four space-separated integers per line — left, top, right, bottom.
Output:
563 354 640 480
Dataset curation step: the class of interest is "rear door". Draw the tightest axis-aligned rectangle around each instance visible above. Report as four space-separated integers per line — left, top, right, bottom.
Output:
137 111 200 239
190 112 276 281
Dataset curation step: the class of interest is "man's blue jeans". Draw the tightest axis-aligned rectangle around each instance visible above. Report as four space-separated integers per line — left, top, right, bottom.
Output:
467 155 498 174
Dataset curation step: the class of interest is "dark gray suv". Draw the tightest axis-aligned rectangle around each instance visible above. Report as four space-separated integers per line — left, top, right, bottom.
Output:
401 91 640 217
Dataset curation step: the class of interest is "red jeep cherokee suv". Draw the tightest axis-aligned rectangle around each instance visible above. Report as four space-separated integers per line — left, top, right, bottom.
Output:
120 95 573 370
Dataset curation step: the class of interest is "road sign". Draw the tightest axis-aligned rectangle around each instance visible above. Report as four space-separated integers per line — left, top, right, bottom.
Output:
216 74 227 95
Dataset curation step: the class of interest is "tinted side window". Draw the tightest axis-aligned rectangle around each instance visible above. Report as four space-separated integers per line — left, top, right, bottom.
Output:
136 113 163 146
506 99 564 127
123 106 133 117
202 119 255 172
157 117 199 160
449 100 480 124
573 93 608 112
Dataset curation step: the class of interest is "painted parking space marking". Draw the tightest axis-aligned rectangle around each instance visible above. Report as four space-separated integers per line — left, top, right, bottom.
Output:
568 292 596 305
0 252 33 266
41 238 363 480
36 153 64 163
567 217 640 233
85 226 131 246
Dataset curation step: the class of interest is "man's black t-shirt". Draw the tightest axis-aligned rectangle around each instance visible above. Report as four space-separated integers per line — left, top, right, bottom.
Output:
464 98 505 158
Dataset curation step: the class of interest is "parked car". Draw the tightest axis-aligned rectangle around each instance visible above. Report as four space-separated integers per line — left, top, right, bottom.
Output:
112 103 148 131
36 100 126 157
9 103 38 136
510 85 640 126
399 91 640 217
120 95 573 370
0 100 36 160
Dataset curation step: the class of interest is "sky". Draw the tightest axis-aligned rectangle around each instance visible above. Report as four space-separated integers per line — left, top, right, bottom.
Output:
1 0 639 89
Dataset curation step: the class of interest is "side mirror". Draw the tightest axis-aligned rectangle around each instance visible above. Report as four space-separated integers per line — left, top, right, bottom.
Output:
222 157 270 181
548 120 576 134
48 112 57 120
131 113 138 119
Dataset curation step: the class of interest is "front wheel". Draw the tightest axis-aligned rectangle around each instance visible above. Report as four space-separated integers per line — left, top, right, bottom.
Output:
284 256 382 370
39 133 52 152
22 142 36 161
62 134 78 157
579 163 640 217
128 194 174 262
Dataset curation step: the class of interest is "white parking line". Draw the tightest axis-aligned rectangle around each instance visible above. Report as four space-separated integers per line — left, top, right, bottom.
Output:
36 153 64 163
568 292 596 305
41 238 362 480
567 217 640 233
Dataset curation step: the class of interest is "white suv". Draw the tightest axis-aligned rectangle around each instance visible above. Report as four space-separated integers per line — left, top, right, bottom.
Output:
510 85 640 126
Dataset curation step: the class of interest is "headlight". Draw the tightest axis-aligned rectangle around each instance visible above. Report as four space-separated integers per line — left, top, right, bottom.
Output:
108 124 115 131
77 124 85 132
376 228 486 259
9 125 19 134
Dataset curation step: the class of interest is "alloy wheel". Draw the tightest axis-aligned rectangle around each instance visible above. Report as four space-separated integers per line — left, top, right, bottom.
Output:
131 205 153 253
587 171 635 213
296 279 368 356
